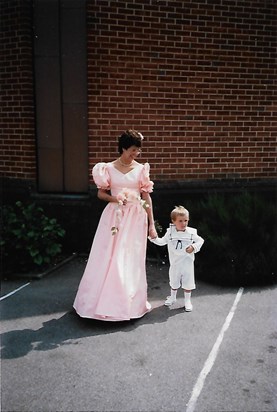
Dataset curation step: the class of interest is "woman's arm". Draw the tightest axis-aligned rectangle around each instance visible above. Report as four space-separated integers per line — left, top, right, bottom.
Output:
97 189 117 203
141 191 157 239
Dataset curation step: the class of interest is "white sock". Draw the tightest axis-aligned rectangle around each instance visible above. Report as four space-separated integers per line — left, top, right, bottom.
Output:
171 289 177 299
184 292 191 303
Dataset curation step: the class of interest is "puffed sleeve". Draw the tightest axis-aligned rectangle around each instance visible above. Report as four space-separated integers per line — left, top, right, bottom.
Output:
92 162 111 190
140 162 154 193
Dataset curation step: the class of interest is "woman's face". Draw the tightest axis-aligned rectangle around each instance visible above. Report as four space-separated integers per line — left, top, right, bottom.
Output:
122 145 141 161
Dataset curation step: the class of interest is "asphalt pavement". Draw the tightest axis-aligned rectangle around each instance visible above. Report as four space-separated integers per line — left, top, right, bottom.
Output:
1 256 276 412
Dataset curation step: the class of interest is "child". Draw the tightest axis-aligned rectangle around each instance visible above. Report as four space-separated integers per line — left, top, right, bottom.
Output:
149 206 204 311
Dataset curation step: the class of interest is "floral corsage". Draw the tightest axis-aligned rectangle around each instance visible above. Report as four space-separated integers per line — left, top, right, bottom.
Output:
111 188 149 235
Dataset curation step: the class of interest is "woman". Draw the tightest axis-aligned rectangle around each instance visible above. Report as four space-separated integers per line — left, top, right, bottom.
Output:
73 130 157 321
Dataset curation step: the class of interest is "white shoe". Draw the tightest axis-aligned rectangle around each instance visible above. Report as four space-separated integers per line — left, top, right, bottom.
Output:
164 296 176 306
184 301 193 312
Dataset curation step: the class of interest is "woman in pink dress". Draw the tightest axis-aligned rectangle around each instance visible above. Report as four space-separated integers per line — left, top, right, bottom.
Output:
73 130 157 321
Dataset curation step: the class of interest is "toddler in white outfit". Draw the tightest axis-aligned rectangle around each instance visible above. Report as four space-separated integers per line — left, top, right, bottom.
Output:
149 205 204 311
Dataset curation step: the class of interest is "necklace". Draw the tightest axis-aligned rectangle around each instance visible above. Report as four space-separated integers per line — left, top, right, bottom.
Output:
118 157 133 167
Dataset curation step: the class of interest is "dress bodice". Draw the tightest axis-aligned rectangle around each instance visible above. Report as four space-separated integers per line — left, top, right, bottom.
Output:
109 164 142 196
92 162 154 196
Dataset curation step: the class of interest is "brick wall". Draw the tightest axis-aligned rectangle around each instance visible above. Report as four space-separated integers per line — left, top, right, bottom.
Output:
0 0 36 180
1 0 276 189
87 0 276 183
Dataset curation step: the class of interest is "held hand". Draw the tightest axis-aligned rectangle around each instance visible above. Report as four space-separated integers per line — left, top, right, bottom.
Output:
186 245 194 254
149 226 157 239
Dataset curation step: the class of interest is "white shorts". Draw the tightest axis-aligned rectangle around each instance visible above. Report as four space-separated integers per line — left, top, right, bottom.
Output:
169 260 196 290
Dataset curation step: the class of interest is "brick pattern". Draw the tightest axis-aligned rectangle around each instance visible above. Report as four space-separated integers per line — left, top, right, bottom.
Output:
87 0 277 182
0 0 36 180
1 1 276 186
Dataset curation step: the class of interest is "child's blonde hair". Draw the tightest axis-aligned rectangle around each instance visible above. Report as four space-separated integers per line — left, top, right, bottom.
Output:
171 205 189 222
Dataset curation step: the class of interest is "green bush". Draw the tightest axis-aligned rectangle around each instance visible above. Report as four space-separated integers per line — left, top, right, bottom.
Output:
1 201 65 274
193 192 277 286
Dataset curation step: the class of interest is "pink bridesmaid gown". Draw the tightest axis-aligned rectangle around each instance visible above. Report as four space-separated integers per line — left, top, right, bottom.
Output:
73 162 153 321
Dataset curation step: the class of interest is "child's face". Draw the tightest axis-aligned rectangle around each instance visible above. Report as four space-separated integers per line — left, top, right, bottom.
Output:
173 215 189 231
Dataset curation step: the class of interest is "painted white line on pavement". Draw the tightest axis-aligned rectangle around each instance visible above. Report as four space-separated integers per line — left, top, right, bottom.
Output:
186 287 244 412
0 282 31 301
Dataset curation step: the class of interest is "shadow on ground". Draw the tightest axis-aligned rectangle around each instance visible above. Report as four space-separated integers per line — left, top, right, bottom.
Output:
1 303 187 360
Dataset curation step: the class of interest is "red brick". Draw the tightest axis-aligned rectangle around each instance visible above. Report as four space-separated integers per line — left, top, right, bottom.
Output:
2 0 277 185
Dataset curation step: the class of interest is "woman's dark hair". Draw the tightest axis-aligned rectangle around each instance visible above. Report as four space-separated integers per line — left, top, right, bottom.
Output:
118 129 143 154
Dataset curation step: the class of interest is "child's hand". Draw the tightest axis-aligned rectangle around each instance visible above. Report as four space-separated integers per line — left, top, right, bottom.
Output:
186 245 194 254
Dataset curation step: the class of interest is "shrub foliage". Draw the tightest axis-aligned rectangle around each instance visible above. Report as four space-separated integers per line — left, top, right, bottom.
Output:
193 192 277 286
150 191 276 286
1 201 66 274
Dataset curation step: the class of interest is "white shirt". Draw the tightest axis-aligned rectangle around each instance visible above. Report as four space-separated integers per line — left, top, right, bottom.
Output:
149 224 204 265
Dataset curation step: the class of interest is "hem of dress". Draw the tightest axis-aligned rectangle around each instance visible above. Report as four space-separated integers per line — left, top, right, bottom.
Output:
73 305 151 322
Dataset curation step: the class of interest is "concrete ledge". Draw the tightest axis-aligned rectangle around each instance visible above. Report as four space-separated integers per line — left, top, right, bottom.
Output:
10 254 78 281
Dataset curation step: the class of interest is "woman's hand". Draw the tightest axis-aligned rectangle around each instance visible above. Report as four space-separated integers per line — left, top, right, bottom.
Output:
148 224 157 239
